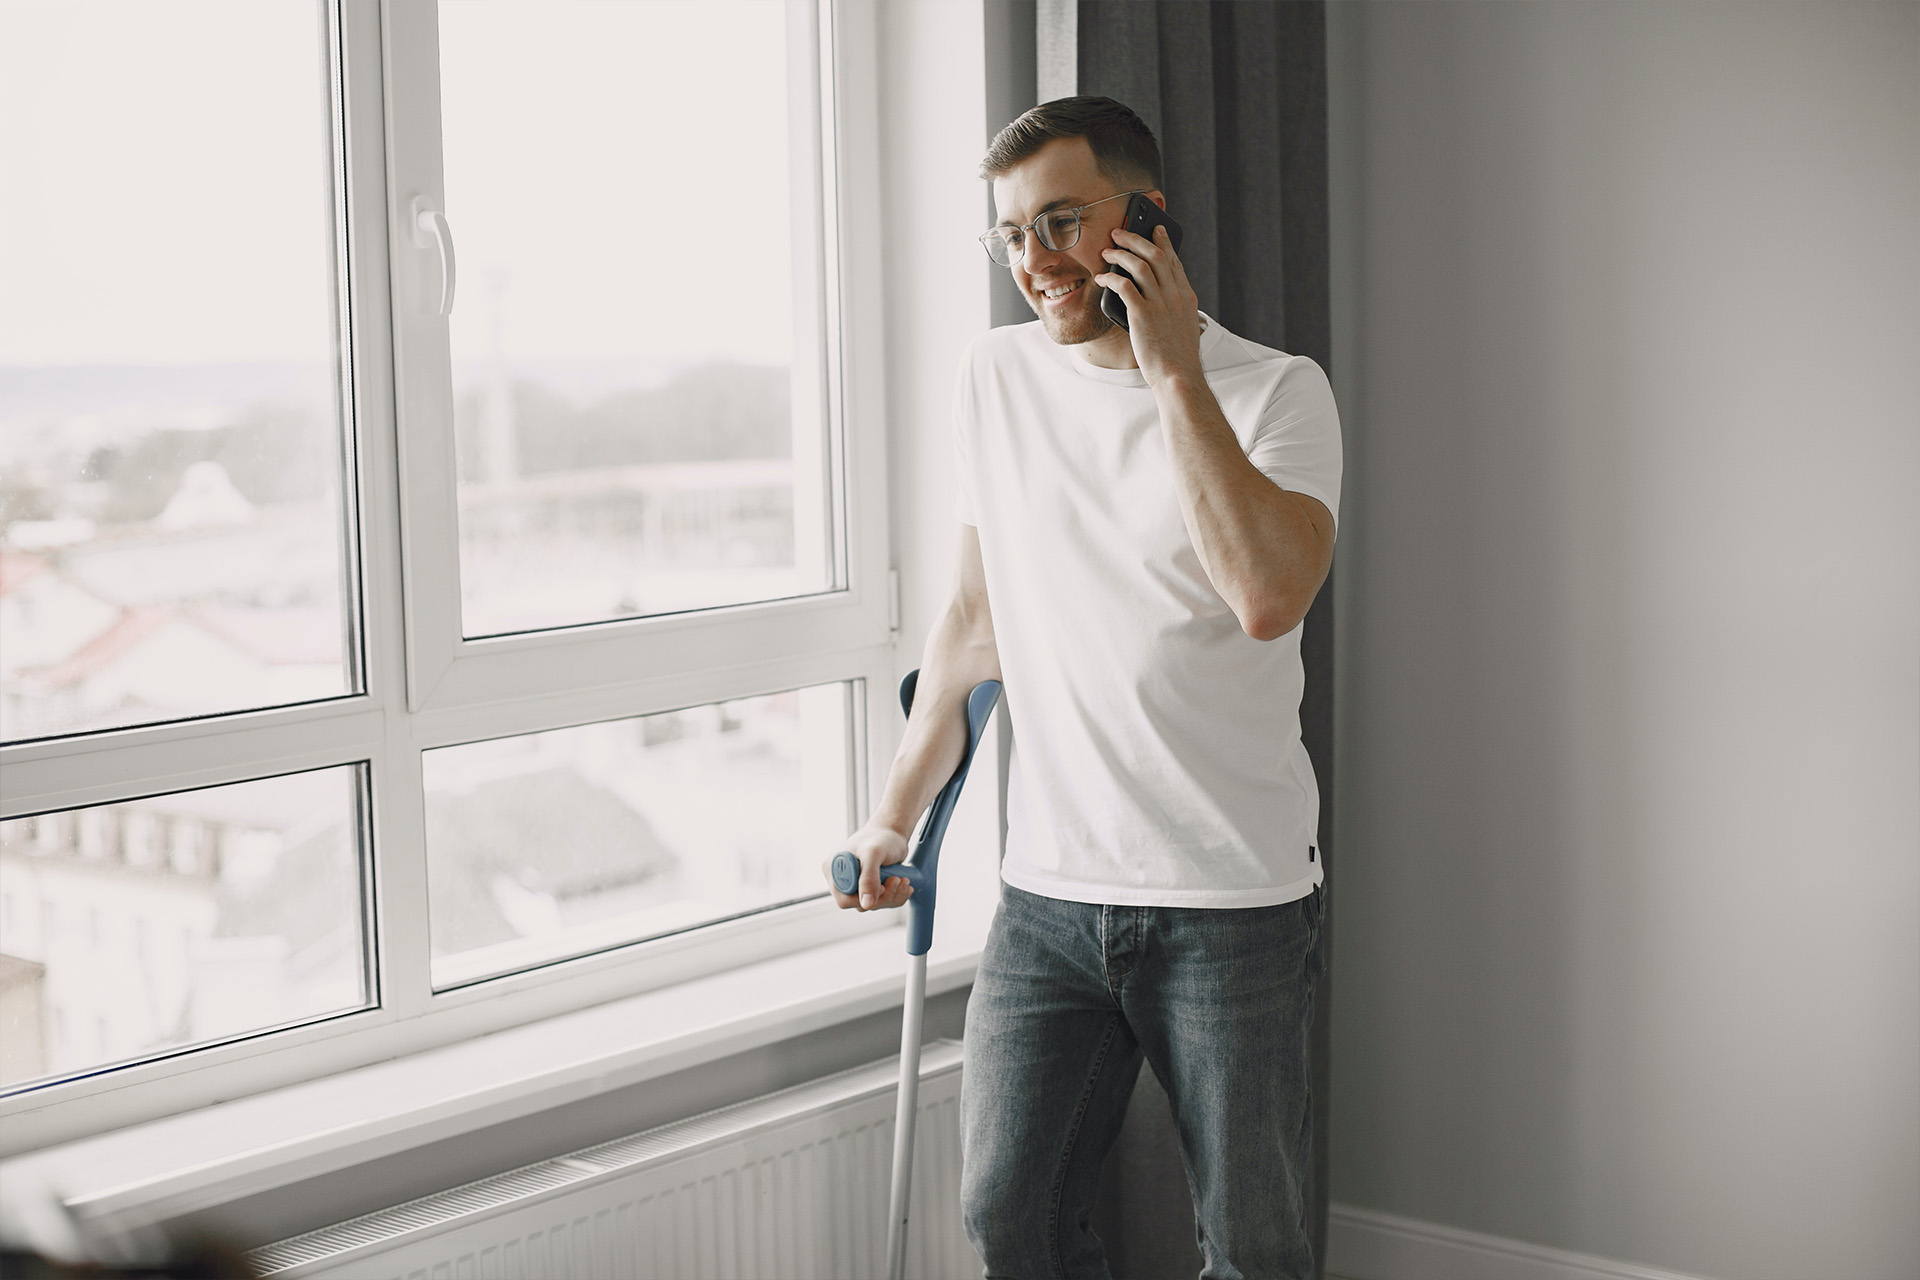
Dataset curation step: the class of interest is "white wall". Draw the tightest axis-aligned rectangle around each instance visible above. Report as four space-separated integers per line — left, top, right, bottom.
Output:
875 0 1006 884
1326 3 1919 1278
879 0 991 657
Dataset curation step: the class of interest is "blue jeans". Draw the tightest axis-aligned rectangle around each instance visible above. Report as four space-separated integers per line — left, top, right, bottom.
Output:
960 882 1324 1280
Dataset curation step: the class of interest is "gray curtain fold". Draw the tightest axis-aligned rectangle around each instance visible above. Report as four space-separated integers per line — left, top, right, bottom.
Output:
1061 4 1336 1277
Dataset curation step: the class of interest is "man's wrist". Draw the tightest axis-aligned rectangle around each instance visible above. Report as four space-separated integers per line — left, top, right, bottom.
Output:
1152 366 1222 427
865 807 917 843
1150 361 1207 397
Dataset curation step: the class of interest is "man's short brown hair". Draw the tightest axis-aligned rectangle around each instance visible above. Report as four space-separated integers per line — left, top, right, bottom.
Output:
980 95 1162 193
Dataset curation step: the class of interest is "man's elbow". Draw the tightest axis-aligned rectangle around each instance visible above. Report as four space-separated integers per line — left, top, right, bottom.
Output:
1240 614 1296 643
1237 593 1311 643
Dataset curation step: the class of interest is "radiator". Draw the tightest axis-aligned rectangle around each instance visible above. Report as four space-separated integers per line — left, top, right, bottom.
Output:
249 1039 979 1280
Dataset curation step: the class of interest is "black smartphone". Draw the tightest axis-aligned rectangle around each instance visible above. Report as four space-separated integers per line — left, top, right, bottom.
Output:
1099 192 1185 331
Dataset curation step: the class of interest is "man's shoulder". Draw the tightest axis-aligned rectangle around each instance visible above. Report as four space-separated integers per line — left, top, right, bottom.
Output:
1202 322 1333 403
1201 318 1307 376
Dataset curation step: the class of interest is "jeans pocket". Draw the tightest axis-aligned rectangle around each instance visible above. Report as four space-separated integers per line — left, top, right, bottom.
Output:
1302 885 1326 956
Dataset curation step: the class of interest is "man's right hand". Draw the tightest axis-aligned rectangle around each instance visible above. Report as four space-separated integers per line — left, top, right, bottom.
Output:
824 823 914 912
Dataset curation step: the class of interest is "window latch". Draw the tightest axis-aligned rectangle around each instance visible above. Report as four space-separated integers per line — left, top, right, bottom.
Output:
411 197 456 316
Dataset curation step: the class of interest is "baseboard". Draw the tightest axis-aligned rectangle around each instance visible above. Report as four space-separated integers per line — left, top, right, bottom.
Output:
1327 1203 1714 1280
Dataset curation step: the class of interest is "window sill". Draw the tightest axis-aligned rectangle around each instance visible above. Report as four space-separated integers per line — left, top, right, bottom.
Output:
0 894 992 1236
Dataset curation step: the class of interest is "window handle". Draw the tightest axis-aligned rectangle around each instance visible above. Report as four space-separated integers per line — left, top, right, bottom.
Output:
411 198 456 316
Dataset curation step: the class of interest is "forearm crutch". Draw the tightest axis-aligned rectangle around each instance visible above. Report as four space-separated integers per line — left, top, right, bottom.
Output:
830 669 1002 1280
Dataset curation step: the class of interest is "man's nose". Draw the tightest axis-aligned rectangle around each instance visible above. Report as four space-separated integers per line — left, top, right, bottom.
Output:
1019 234 1064 274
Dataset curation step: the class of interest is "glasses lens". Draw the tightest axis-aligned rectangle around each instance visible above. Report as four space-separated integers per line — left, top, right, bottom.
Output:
1036 209 1081 252
983 227 1020 266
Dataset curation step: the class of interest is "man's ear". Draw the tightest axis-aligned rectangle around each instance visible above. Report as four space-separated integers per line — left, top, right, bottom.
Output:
1147 190 1168 210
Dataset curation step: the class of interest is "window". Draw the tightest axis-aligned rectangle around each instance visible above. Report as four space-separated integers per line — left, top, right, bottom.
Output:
0 0 358 743
0 0 893 1149
422 683 853 989
0 768 371 1088
434 2 838 637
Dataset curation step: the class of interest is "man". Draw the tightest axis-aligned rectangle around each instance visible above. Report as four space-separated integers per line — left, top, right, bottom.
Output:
825 96 1341 1280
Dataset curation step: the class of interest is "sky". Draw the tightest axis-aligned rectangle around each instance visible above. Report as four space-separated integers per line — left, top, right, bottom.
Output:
0 0 802 370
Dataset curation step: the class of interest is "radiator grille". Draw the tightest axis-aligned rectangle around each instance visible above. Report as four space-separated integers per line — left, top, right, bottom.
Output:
250 1039 975 1280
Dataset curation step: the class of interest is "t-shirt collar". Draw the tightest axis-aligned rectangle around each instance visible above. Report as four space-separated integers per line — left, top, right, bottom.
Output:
1050 312 1223 387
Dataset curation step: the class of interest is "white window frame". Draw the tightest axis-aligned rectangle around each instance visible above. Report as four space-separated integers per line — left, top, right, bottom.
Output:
0 0 899 1157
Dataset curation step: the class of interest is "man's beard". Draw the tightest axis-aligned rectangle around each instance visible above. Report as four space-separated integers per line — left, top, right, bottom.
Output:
1025 279 1116 346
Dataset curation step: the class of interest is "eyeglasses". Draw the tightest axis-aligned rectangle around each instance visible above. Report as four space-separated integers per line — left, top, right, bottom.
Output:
978 190 1138 268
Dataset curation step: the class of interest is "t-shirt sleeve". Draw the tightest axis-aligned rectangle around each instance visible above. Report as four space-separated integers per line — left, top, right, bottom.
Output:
952 344 980 527
1245 356 1342 534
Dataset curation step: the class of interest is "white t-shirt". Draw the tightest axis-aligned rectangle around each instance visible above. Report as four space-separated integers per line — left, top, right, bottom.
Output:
953 315 1342 909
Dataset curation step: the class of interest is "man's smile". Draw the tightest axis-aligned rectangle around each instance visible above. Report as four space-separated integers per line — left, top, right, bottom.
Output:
1022 264 1113 343
1036 277 1087 305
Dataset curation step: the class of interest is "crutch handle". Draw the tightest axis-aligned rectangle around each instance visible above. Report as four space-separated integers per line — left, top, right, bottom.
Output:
829 853 923 896
831 670 1002 957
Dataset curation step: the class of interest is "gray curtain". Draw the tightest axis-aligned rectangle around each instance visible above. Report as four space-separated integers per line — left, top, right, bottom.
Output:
1029 3 1336 1276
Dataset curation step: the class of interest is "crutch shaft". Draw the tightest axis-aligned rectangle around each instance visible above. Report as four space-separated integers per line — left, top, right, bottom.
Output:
829 672 1001 1280
884 953 928 1280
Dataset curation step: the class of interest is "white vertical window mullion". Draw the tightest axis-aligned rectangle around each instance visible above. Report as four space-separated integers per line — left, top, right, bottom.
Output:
817 0 903 838
379 0 463 714
367 735 433 1017
345 0 439 1020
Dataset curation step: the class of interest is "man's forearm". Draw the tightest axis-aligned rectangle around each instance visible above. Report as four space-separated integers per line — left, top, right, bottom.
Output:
1156 372 1331 641
868 598 1002 838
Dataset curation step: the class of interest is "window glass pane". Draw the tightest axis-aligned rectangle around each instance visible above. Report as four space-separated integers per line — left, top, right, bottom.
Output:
0 2 358 742
0 766 372 1090
424 683 849 988
438 0 835 638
